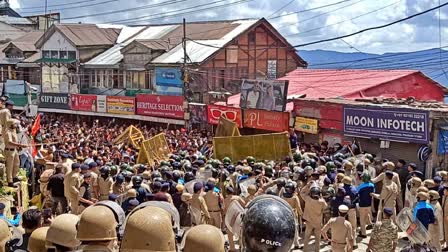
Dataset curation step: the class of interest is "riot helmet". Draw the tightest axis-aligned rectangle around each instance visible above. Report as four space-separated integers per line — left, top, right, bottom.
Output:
182 224 225 252
46 214 80 249
28 227 49 252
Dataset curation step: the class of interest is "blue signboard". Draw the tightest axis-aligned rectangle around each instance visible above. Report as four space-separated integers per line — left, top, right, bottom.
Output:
438 129 448 154
155 67 183 96
343 106 429 144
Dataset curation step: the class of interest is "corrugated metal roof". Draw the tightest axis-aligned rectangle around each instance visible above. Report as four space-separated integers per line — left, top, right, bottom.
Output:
85 25 178 66
0 15 34 25
85 19 258 66
136 39 169 51
225 69 425 107
53 24 120 47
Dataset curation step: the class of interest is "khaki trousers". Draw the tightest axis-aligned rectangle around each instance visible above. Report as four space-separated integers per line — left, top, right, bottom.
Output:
208 211 222 229
303 223 321 252
429 223 442 251
5 149 18 183
444 219 448 246
359 206 372 236
69 197 79 214
331 242 348 252
348 209 357 245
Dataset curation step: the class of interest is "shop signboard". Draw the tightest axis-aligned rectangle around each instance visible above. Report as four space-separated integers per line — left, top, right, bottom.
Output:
136 94 184 119
155 67 183 96
343 106 429 144
39 93 70 109
243 109 289 132
207 104 242 127
96 95 107 113
71 94 97 112
295 117 318 134
106 96 135 115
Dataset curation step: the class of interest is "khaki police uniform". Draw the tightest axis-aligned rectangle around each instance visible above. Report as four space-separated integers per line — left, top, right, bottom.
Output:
322 216 353 252
0 108 11 135
300 184 327 252
98 176 113 201
372 180 398 221
429 193 443 251
64 170 81 214
4 120 19 184
443 193 448 248
191 193 210 225
282 194 303 248
204 190 224 229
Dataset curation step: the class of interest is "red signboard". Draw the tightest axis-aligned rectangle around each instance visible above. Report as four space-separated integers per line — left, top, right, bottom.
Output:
243 109 289 132
70 94 97 112
136 94 184 119
207 104 242 127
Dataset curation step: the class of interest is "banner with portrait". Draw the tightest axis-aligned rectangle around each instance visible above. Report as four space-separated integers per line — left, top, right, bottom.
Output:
239 79 288 112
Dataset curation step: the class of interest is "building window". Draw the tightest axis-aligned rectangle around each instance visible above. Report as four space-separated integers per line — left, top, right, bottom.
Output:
60 51 67 59
51 51 59 59
68 51 76 60
219 70 225 88
42 50 50 58
226 45 238 64
267 60 277 79
248 31 256 44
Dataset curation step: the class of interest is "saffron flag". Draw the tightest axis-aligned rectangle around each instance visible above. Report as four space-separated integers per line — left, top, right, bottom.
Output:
31 113 41 136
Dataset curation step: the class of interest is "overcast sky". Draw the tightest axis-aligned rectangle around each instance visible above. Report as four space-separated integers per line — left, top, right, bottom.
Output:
9 0 448 54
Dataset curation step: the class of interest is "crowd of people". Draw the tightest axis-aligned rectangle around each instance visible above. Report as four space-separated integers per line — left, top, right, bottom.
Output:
0 106 445 251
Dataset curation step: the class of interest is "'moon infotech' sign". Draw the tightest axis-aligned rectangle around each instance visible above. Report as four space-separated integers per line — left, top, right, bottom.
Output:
343 106 429 144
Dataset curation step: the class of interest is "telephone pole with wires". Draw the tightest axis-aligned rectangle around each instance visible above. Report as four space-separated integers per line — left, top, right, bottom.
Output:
182 18 190 129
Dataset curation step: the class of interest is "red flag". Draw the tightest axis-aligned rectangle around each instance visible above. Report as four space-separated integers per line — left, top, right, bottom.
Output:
31 113 41 136
31 139 37 157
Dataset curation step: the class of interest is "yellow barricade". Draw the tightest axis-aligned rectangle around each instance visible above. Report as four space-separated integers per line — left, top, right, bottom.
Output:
213 132 291 161
215 116 240 137
113 125 144 149
137 133 171 166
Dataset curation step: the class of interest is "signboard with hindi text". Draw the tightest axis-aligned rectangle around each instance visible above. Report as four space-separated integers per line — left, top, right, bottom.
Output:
243 109 289 132
295 117 318 134
343 106 429 144
106 96 135 115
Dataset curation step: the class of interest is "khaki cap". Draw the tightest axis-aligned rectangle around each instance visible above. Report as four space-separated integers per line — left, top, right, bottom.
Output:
417 186 429 193
383 161 395 170
417 192 429 201
423 179 435 188
429 190 440 200
439 171 448 178
181 193 192 202
127 189 137 198
342 176 352 185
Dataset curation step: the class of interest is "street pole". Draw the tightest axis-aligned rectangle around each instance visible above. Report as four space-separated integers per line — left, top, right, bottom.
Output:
182 18 190 130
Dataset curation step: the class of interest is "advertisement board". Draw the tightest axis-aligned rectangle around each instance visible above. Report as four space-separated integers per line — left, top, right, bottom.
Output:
39 93 70 109
106 96 135 115
295 117 319 134
243 109 289 132
343 106 430 144
207 104 242 128
239 79 288 112
189 103 207 125
438 129 448 154
136 94 184 119
70 94 97 112
96 95 107 113
155 67 183 96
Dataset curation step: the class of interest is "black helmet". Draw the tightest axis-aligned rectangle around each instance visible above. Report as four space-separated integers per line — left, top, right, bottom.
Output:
241 195 295 252
283 182 295 198
227 165 235 174
151 171 161 180
184 172 195 183
309 186 321 199
132 175 143 186
309 159 317 169
100 166 111 176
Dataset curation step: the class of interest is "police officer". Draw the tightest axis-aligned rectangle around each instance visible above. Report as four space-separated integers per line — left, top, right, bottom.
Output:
77 203 123 251
0 219 11 252
203 181 223 229
300 182 327 252
132 175 149 203
4 119 26 187
240 195 295 252
191 182 210 225
342 176 357 246
281 181 302 249
367 208 398 252
0 100 13 135
356 173 375 238
183 224 225 252
46 214 80 252
98 166 113 201
429 190 442 251
321 204 353 252
414 192 435 231
28 227 49 252
120 206 175 252
78 173 96 213
64 163 81 214
371 170 398 221
112 174 125 195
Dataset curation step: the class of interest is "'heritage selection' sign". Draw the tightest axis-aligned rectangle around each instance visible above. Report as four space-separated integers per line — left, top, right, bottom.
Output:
343 106 429 143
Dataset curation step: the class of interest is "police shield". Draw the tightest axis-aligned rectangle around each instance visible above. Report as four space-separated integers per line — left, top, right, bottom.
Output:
224 200 245 239
396 207 430 244
239 178 256 198
184 179 205 194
